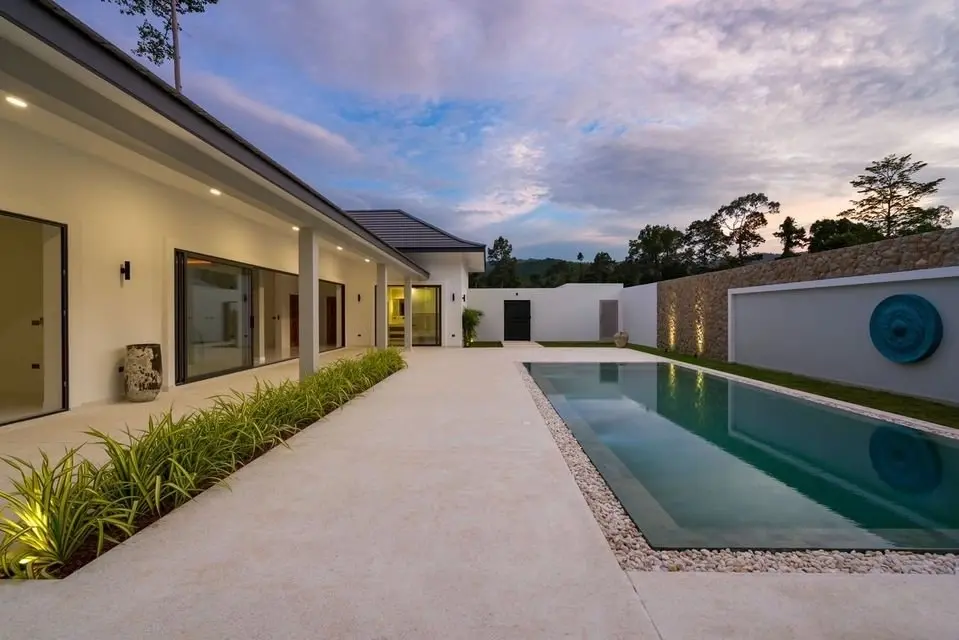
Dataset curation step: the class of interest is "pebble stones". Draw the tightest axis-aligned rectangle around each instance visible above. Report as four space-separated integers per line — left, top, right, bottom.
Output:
520 368 959 575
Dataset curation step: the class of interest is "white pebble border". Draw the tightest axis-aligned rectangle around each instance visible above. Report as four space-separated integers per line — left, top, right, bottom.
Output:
521 367 959 574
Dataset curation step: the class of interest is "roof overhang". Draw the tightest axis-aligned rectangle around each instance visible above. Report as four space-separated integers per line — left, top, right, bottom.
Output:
0 0 428 279
402 248 487 274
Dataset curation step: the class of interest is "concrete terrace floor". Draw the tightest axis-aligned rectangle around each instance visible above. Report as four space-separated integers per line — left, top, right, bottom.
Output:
0 346 957 639
0 348 367 482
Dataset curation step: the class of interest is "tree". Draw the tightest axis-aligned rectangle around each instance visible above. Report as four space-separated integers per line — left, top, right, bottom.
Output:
684 217 730 270
899 205 953 236
840 154 945 238
714 193 780 262
576 251 585 282
543 260 573 287
807 218 883 253
626 224 688 283
485 236 520 287
773 216 808 257
101 0 220 92
584 252 616 283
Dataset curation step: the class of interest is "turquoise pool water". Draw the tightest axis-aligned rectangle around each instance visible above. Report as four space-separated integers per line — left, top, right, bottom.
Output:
526 362 959 551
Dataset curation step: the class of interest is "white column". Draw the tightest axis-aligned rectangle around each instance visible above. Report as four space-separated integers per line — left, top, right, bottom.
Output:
403 277 413 350
375 263 388 349
298 227 320 379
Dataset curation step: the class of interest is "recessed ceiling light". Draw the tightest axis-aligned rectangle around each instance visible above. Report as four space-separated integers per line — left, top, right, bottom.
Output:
209 188 222 196
292 226 300 231
336 246 343 251
5 95 28 109
364 258 371 263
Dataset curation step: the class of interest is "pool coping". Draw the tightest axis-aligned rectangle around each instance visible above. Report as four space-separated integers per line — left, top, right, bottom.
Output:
530 352 959 441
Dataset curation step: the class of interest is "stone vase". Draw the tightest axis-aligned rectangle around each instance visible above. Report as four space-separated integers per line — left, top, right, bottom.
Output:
613 331 629 348
124 343 162 402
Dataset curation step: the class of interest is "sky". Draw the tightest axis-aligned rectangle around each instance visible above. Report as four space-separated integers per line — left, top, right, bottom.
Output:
58 0 959 260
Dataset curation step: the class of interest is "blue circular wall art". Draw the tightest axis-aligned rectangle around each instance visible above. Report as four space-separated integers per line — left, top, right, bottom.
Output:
868 294 943 364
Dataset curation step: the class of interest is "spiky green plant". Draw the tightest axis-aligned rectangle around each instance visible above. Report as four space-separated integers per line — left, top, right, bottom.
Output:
1 348 406 578
0 450 136 578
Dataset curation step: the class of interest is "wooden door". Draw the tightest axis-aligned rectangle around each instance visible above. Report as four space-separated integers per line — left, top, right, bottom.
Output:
289 294 299 349
325 296 338 346
503 300 531 341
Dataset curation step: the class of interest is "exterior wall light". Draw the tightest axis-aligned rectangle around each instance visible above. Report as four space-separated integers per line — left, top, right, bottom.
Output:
120 260 132 281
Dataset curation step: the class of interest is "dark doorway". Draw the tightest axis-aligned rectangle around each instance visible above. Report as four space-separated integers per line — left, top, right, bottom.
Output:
325 296 338 346
503 300 531 341
289 294 299 349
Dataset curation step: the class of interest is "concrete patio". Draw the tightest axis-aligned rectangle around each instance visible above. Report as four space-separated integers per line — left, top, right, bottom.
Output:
0 346 957 639
0 348 366 484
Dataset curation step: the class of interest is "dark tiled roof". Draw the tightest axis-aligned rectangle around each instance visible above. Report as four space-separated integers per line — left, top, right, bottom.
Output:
347 210 486 252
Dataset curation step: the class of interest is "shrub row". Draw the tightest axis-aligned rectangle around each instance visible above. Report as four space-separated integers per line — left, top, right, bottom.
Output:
0 348 406 579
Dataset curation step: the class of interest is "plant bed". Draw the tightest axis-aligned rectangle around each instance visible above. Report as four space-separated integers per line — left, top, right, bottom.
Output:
0 348 406 579
468 341 503 348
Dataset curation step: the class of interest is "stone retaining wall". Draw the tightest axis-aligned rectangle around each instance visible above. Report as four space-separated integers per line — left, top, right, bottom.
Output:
656 227 959 360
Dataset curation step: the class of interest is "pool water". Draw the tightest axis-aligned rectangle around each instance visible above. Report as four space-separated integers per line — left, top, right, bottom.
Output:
526 362 959 551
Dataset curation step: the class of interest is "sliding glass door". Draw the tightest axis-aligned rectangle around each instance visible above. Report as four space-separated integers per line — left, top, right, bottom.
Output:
384 285 441 346
0 211 67 426
175 251 253 383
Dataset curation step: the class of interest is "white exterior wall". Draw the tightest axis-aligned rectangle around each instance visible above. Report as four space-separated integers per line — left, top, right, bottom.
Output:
729 268 959 404
618 283 658 347
0 117 376 408
469 283 624 342
394 252 471 347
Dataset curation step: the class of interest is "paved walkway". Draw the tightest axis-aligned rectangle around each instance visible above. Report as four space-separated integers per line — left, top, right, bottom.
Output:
1 346 957 639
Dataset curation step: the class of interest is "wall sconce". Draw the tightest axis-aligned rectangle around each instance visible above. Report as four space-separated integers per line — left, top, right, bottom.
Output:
451 292 456 302
462 294 466 303
120 260 131 281
357 293 362 303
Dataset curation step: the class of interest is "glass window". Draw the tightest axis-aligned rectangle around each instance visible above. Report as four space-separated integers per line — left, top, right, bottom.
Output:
384 285 441 346
176 252 253 382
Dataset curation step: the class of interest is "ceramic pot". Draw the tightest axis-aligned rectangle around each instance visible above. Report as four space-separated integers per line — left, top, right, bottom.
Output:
613 331 629 348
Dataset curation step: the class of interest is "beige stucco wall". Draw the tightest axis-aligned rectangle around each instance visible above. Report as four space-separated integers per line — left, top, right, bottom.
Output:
657 228 959 360
0 116 375 407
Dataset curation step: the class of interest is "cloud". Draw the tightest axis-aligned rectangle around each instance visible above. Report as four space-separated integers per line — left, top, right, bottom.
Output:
57 0 959 258
190 73 361 163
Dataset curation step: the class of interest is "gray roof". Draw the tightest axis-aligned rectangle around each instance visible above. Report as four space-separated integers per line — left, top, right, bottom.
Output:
347 210 486 253
1 0 428 278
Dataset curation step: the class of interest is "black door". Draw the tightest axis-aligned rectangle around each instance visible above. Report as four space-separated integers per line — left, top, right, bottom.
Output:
503 300 531 341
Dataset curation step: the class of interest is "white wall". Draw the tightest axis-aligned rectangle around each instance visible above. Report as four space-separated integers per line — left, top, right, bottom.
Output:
396 252 471 347
0 117 375 407
469 283 624 342
618 283 658 347
729 268 959 404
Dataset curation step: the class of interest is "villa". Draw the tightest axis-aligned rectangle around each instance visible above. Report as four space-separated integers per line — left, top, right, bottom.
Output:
2 2 959 639
0 0 485 428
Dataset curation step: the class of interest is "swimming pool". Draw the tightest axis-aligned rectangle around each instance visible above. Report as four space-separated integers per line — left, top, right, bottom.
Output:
526 361 959 551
